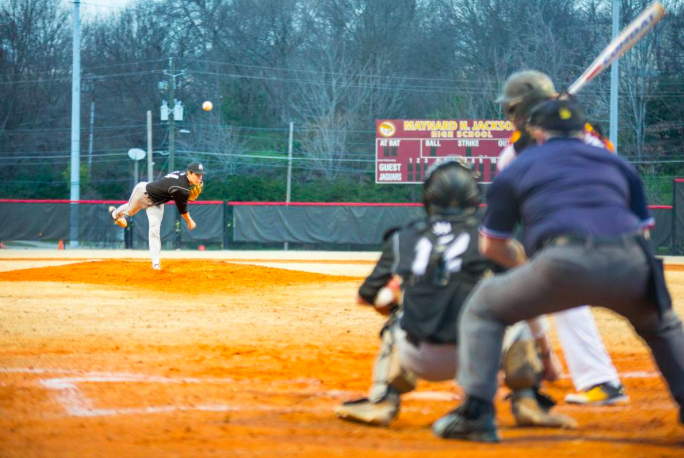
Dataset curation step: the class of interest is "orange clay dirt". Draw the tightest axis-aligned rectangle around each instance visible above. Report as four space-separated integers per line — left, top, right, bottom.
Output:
1 257 683 457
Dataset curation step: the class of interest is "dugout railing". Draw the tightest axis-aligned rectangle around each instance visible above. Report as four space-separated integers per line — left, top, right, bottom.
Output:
0 194 677 254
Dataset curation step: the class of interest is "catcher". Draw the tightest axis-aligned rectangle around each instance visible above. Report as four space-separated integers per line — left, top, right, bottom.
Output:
109 161 205 270
335 159 575 430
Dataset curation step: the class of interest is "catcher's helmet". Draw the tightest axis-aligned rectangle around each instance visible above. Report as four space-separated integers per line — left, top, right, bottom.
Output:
496 71 556 124
423 158 480 216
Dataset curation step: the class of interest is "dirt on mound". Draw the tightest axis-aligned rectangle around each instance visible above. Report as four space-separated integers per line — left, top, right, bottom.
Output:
0 260 362 294
665 264 684 272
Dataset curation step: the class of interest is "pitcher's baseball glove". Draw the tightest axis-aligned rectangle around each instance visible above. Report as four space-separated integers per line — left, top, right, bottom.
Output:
188 181 204 202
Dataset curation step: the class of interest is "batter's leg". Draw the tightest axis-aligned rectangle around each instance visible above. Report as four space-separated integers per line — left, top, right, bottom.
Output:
146 204 164 269
554 306 623 395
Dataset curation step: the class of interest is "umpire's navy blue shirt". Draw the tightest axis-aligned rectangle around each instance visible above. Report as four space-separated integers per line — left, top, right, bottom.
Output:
481 137 654 256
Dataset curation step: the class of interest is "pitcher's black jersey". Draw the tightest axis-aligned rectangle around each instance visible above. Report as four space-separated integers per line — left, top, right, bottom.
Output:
145 172 192 214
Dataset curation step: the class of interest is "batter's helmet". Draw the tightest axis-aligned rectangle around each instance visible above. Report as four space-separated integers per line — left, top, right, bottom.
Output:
423 159 480 216
497 71 557 125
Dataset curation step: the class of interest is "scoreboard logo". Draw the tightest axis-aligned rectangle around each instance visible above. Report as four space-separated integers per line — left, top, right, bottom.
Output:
378 121 397 138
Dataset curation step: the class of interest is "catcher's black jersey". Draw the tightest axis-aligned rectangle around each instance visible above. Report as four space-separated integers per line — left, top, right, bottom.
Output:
358 212 499 344
145 172 191 214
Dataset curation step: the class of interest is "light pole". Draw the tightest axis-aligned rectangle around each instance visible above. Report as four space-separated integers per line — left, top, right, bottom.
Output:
284 122 294 251
70 0 81 248
147 110 153 181
610 0 620 155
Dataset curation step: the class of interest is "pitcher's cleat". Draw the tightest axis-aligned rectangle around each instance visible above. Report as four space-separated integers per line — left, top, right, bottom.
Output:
334 396 399 426
565 382 628 406
152 264 161 271
108 206 127 228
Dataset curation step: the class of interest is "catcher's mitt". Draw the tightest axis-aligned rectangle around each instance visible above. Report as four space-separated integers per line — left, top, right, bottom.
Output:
188 181 203 202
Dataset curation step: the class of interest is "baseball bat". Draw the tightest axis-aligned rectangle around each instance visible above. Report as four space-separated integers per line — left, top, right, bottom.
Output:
567 2 666 95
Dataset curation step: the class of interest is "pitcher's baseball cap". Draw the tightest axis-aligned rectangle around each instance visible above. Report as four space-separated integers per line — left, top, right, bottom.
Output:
187 161 207 174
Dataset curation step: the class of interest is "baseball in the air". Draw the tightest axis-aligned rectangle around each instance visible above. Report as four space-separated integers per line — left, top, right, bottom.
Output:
202 101 213 112
375 286 398 308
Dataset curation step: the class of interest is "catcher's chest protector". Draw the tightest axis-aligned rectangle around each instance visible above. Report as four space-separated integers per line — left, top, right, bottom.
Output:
392 217 488 344
395 218 482 288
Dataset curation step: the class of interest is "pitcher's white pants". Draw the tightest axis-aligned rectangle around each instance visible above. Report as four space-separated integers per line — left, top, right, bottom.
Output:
145 205 164 267
112 182 164 267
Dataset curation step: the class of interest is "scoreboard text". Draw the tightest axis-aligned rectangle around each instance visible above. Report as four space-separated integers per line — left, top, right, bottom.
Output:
375 119 515 184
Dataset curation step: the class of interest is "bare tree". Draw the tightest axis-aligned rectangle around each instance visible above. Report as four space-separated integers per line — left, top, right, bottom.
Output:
0 0 71 195
177 110 247 177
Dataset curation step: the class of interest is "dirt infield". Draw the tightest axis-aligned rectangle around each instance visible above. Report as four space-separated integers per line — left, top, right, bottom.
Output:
1 256 683 457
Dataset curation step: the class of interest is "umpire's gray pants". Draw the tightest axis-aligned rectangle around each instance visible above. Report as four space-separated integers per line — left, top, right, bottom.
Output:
458 241 684 410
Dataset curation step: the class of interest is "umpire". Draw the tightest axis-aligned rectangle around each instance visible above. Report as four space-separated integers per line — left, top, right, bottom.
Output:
433 98 684 443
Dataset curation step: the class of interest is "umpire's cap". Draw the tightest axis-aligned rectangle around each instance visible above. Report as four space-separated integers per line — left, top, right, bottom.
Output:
497 71 556 120
529 98 586 133
187 161 207 174
423 158 480 216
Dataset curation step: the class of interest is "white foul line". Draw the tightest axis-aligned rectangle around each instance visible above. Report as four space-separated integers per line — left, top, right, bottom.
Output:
0 367 662 418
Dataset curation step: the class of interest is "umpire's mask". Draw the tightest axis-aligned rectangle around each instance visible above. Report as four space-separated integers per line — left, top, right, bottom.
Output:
423 158 480 217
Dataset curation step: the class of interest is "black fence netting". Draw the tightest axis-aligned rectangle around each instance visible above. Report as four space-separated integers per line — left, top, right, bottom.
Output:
0 202 122 247
0 201 224 249
130 203 224 249
232 203 673 252
233 204 423 245
672 180 684 255
0 198 678 254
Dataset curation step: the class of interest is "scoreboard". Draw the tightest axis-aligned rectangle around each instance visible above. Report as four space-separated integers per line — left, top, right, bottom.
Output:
375 119 516 184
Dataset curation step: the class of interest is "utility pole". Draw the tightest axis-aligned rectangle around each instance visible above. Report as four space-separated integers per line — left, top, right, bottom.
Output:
284 122 294 251
286 122 294 203
610 0 620 155
147 110 153 182
69 0 81 248
168 58 175 172
162 58 185 172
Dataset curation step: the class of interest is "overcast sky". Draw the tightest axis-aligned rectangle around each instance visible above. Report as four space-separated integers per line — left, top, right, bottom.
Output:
76 0 138 17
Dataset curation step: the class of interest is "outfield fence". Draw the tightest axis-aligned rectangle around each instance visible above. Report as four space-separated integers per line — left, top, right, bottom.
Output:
1 181 682 254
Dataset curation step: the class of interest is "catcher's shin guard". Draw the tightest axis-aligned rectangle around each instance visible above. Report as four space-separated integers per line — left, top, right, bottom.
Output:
502 339 543 391
335 389 400 426
368 313 417 402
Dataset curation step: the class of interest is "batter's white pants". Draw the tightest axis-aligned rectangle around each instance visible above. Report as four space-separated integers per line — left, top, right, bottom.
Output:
554 306 621 391
112 182 164 268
